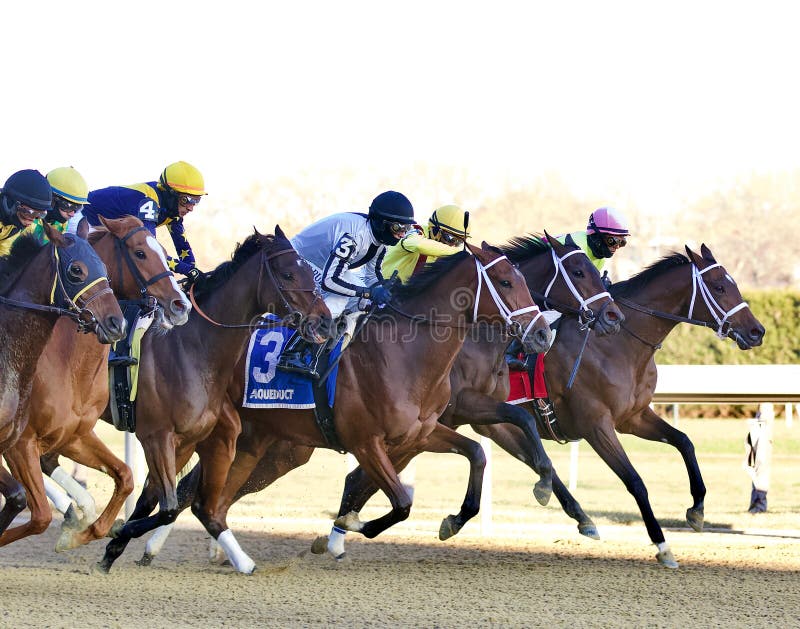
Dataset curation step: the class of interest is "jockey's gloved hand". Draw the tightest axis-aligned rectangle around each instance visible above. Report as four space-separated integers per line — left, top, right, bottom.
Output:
180 267 203 289
601 270 612 290
507 358 527 371
367 282 392 307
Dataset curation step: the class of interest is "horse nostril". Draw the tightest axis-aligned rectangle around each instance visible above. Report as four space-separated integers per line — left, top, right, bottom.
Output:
172 299 188 314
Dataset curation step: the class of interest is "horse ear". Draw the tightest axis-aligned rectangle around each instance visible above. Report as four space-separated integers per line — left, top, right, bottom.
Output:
563 232 576 248
99 215 126 238
275 225 286 240
43 221 67 247
700 243 715 261
253 226 264 237
684 244 701 265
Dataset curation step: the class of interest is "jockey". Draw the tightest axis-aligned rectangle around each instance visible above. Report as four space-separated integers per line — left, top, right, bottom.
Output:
81 161 206 282
277 190 416 377
381 204 471 282
33 167 90 241
567 206 630 272
0 169 52 256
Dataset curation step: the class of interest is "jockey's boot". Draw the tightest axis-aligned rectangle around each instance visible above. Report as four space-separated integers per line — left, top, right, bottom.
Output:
108 348 138 368
277 335 325 379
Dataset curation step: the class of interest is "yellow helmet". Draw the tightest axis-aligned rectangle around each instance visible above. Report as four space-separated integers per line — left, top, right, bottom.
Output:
428 204 470 243
46 166 89 204
159 161 207 196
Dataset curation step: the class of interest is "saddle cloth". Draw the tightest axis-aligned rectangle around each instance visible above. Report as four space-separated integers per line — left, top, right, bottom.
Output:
507 353 548 405
243 318 342 410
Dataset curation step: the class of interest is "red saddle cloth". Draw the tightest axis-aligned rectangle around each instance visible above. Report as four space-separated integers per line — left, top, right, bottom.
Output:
507 353 548 404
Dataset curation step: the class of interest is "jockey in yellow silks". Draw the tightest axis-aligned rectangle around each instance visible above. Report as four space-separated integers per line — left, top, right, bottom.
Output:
381 204 471 281
0 169 52 256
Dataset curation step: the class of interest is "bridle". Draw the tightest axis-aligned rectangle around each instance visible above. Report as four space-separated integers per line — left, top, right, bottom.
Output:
616 260 750 346
0 240 113 334
534 247 611 327
113 225 175 315
188 246 319 329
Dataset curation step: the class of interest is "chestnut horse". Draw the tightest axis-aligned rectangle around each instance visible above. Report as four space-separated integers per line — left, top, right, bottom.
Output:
140 232 621 565
142 242 554 572
0 216 190 550
0 226 125 535
96 226 333 573
469 244 764 568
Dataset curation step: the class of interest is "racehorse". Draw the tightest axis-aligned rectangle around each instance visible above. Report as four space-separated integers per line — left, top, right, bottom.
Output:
0 225 125 535
465 244 764 568
0 215 190 550
141 241 559 571
96 226 334 573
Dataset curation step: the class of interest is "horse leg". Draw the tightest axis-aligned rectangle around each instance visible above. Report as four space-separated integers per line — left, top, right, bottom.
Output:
472 422 599 539
452 390 552 505
189 398 257 574
583 422 678 568
626 406 706 532
0 438 52 546
41 455 97 524
97 431 183 573
54 432 134 550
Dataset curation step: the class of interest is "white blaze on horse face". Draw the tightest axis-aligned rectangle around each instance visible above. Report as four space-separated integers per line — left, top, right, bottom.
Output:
145 235 188 300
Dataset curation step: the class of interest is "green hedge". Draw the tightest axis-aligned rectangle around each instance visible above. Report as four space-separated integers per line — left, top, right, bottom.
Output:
656 289 800 365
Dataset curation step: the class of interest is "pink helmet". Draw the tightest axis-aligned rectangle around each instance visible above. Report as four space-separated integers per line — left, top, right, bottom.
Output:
587 206 630 236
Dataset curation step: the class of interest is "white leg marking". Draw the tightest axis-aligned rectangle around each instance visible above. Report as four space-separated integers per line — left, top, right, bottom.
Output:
216 529 256 574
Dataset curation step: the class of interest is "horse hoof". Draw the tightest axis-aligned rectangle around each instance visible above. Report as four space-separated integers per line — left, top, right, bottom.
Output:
333 552 346 562
656 549 679 569
93 561 111 575
333 511 362 532
533 481 552 506
310 536 329 555
62 504 82 531
55 530 80 553
108 519 125 539
577 522 600 540
135 553 153 567
686 507 704 532
439 515 461 541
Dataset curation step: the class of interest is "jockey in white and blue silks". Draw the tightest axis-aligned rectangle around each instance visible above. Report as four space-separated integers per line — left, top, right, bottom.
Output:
277 190 416 377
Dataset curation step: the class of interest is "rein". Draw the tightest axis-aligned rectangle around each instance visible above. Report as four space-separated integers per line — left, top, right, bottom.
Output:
114 225 174 297
188 246 315 329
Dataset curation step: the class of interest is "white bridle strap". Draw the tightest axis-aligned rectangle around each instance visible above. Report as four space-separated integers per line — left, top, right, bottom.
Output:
473 256 543 339
688 262 749 338
543 248 610 310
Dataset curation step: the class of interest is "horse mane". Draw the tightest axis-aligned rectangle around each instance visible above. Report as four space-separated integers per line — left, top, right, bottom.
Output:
500 234 550 264
394 250 471 299
610 252 690 299
191 230 290 300
0 233 47 294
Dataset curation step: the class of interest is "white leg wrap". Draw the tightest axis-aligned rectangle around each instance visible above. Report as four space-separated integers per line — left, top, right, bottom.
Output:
51 466 97 522
657 541 670 553
145 523 175 557
216 529 256 574
43 474 74 514
327 525 347 558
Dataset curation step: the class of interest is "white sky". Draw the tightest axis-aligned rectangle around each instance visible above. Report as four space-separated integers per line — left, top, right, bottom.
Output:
4 1 800 215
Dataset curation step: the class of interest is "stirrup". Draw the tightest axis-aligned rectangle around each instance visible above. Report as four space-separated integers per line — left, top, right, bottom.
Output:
109 355 139 368
277 353 320 378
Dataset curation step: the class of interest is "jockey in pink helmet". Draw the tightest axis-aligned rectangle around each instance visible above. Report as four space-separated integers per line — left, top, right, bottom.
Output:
562 206 630 272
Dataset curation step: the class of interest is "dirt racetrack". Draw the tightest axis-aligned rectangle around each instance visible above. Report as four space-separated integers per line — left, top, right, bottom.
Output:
1 424 799 628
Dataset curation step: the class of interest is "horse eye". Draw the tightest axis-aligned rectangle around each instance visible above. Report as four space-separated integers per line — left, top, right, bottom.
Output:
499 280 512 288
68 263 84 282
281 272 294 281
572 269 585 279
715 284 725 294
135 250 146 260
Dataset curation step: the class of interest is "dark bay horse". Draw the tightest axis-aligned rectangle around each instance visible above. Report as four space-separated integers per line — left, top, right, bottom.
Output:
1 216 190 550
142 242 556 570
0 226 125 535
469 244 765 568
97 226 333 573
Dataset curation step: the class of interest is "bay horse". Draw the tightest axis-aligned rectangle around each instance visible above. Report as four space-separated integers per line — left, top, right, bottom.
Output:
0 225 125 535
96 226 334 573
461 244 764 568
0 215 191 550
141 241 557 571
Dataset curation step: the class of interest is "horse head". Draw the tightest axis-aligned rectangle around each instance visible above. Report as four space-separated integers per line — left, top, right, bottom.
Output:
97 215 191 330
469 241 552 354
543 231 624 336
259 225 333 343
684 244 765 349
45 223 125 344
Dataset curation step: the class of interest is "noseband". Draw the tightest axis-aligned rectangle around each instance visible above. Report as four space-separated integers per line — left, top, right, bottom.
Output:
540 247 611 326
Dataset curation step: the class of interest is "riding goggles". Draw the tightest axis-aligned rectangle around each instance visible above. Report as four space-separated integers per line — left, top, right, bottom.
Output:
53 196 82 214
439 231 465 246
16 202 48 219
178 195 202 207
384 220 414 236
604 235 627 248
